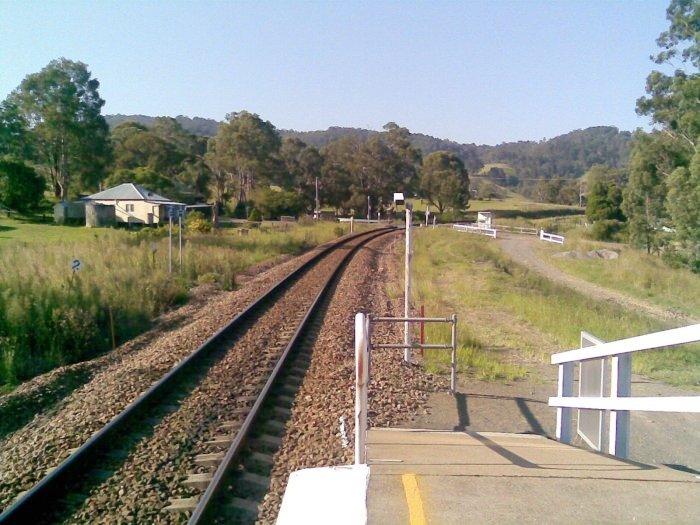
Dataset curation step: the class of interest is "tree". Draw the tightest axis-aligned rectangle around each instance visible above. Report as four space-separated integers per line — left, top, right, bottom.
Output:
666 149 700 268
279 137 322 210
0 158 45 212
636 0 700 150
622 132 683 253
214 111 281 203
419 151 469 213
6 58 110 199
0 101 32 159
625 0 700 258
104 167 174 196
585 165 625 222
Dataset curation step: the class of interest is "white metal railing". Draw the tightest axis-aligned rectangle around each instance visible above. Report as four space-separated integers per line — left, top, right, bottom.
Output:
548 324 700 458
337 218 391 224
354 312 457 464
453 223 497 238
493 224 538 236
539 230 565 244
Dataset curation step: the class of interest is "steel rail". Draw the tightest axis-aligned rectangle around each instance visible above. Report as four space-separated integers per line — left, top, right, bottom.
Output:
0 227 394 524
188 227 394 524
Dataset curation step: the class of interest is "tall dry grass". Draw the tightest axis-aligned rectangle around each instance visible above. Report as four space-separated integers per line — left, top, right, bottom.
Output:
0 223 339 386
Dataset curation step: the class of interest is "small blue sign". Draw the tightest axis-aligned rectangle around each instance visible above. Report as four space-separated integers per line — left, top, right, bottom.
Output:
167 206 174 219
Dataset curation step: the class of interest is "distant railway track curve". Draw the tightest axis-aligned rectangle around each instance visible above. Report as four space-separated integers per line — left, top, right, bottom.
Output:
0 227 395 524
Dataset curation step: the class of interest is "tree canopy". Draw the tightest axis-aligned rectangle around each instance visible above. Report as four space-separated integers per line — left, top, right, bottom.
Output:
6 58 110 200
420 151 470 214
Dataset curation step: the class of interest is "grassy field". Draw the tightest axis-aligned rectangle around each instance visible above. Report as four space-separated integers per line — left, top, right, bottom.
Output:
0 216 124 244
536 231 700 319
400 228 699 387
0 220 342 387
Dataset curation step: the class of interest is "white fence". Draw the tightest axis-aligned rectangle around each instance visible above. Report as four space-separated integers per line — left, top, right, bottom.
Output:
539 230 565 244
452 223 497 238
548 324 700 458
493 224 538 236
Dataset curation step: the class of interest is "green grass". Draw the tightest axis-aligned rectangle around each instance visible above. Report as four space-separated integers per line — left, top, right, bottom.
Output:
0 221 341 387
537 233 700 319
404 228 700 387
0 216 124 244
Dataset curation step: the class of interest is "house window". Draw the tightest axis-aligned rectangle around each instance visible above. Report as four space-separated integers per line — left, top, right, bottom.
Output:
126 204 134 212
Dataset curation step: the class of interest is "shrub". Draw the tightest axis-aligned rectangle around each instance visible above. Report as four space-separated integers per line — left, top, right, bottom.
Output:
185 211 212 233
591 220 626 241
248 207 262 221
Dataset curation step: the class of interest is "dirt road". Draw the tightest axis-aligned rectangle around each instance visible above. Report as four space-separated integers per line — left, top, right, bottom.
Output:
497 233 699 326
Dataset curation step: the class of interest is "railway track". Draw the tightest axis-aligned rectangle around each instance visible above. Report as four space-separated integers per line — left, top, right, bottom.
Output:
0 227 394 524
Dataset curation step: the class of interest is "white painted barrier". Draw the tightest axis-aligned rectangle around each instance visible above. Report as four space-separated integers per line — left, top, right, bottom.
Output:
539 230 564 244
276 465 370 525
549 324 700 458
453 223 497 238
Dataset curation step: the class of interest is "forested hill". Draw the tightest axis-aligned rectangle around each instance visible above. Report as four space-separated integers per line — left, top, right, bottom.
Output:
105 115 630 181
478 126 632 181
106 114 220 136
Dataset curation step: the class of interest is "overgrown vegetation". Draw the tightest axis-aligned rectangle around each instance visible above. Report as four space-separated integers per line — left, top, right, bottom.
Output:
404 228 699 387
0 222 339 387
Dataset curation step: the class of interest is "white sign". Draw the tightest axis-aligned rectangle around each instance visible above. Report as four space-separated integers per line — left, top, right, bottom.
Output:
71 259 81 272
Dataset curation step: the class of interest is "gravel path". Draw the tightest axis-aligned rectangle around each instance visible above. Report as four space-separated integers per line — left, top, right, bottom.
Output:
497 233 699 326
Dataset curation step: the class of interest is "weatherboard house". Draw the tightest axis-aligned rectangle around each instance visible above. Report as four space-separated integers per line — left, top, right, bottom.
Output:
79 183 185 227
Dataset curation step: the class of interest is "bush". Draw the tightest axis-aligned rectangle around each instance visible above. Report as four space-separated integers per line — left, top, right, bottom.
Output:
591 220 626 242
185 211 212 233
248 207 262 221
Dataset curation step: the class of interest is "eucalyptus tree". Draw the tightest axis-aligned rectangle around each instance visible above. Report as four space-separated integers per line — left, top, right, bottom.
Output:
419 151 470 214
625 0 700 260
213 111 281 203
6 58 110 199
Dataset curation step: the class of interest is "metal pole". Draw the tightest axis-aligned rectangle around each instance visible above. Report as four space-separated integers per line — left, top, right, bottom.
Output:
367 195 371 221
168 215 173 274
355 313 369 464
178 212 183 269
315 177 320 219
451 314 458 394
404 205 413 362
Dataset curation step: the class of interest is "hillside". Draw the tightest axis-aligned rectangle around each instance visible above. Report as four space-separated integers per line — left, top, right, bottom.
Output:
105 115 631 187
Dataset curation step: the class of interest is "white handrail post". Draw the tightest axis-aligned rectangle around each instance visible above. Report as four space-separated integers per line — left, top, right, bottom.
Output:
404 205 413 363
556 362 574 443
355 313 369 464
450 314 458 394
609 353 631 458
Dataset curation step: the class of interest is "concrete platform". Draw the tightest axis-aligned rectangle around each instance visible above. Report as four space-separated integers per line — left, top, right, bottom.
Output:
366 428 699 524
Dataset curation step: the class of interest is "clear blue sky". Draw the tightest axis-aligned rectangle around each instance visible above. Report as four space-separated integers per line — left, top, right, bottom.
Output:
0 0 670 145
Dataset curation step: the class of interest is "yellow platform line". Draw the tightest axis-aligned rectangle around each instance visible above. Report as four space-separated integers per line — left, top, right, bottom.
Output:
402 473 428 525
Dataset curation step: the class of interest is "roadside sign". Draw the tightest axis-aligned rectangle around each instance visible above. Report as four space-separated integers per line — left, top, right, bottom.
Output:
168 206 175 219
71 259 81 272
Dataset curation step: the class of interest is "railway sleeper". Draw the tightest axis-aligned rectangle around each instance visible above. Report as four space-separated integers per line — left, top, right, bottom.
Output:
163 496 200 513
252 433 283 451
205 434 236 448
183 472 213 490
228 496 260 517
244 451 274 469
261 419 285 433
194 452 225 468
